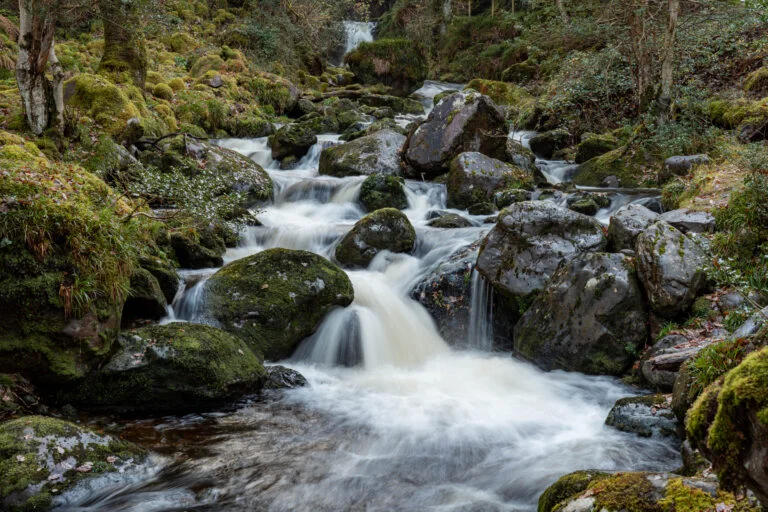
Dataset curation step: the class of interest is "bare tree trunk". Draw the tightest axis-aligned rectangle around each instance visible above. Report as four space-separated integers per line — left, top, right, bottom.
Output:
16 0 62 136
657 0 680 123
556 0 570 24
628 0 655 113
492 0 497 17
99 0 147 88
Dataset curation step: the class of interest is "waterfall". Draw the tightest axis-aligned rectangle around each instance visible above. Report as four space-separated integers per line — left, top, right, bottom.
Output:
343 21 376 56
467 270 494 351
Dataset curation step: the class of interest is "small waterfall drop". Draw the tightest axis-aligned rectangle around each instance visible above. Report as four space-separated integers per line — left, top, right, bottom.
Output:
343 21 376 55
467 270 494 351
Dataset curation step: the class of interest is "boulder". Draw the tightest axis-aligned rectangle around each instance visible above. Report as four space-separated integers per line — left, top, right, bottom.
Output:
641 334 717 391
64 323 266 413
608 204 659 251
139 256 180 303
335 209 416 267
505 138 545 182
263 365 309 390
170 231 224 269
360 174 408 211
0 374 40 420
575 134 620 164
427 213 473 229
493 188 531 209
539 471 757 512
513 253 648 375
566 193 611 216
636 221 709 318
573 147 650 188
528 129 574 159
605 394 678 438
468 202 497 215
686 347 768 503
270 123 317 160
205 249 354 360
357 94 425 115
660 155 710 183
319 130 406 177
658 209 716 234
476 202 607 300
404 90 508 179
0 416 146 511
121 267 167 326
446 152 534 210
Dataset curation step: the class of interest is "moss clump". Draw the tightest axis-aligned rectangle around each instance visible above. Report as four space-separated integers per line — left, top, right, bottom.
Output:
576 134 620 164
335 208 417 268
164 32 197 53
574 147 652 188
360 174 408 211
153 82 174 101
744 68 768 96
587 473 661 512
189 53 226 78
686 347 768 491
63 323 266 413
708 98 768 130
0 415 145 511
538 470 606 512
206 249 354 361
64 74 142 136
168 77 186 92
345 38 427 96
465 79 533 109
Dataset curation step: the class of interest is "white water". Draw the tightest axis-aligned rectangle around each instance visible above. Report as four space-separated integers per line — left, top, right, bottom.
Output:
88 82 678 512
343 21 376 55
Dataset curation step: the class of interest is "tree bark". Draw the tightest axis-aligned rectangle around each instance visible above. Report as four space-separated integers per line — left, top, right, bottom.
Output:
16 0 62 135
99 0 147 88
657 0 680 123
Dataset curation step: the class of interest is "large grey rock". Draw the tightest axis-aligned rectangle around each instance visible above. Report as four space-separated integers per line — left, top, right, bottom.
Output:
335 208 416 268
513 253 648 375
506 138 546 183
476 202 607 299
640 334 717 391
660 154 710 182
608 204 659 251
404 90 508 179
605 394 678 438
319 129 406 177
446 152 533 210
636 221 709 317
270 123 318 160
659 208 716 234
528 129 574 159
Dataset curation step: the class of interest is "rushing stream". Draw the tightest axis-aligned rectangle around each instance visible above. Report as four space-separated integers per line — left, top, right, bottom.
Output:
56 82 680 511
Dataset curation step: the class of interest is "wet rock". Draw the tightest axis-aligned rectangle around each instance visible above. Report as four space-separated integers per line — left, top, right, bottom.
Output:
733 306 768 338
660 154 710 183
529 129 575 159
636 196 664 214
319 130 406 177
446 152 534 210
0 416 146 511
0 374 40 420
206 249 354 361
404 90 508 179
636 221 709 318
360 174 408 211
575 134 619 164
357 94 425 115
427 213 473 229
505 139 545 183
608 204 659 252
121 267 167 326
263 365 309 390
270 123 318 160
336 208 416 268
605 394 678 438
566 193 610 216
514 253 648 375
64 323 266 413
476 202 607 300
139 256 180 303
170 232 224 269
494 188 531 209
467 202 497 215
641 334 722 391
658 209 716 234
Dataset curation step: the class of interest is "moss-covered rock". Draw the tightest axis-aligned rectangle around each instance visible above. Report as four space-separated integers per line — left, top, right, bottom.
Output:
121 267 167 326
538 470 607 512
427 213 473 229
63 323 266 413
575 134 620 164
447 152 534 210
169 231 224 269
0 416 146 511
708 98 768 142
0 375 39 421
686 347 768 502
357 94 425 115
464 79 533 113
605 395 678 438
494 188 531 209
574 147 653 188
319 130 406 177
139 256 180 303
529 129 575 160
744 68 768 96
205 249 354 360
64 74 143 136
345 38 427 96
153 82 174 101
335 209 416 268
360 174 408 211
270 123 317 161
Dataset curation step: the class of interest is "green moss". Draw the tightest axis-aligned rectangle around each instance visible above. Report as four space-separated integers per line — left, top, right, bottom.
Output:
168 77 186 92
465 79 533 108
576 134 620 164
588 473 660 512
64 74 142 136
360 174 408 211
189 53 226 78
744 68 768 95
164 32 197 53
573 147 652 188
335 209 417 268
538 470 607 512
345 38 427 95
153 83 174 101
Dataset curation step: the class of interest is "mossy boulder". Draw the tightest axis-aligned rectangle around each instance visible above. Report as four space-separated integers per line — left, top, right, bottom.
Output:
205 249 354 360
635 221 709 318
447 152 534 210
529 129 575 159
404 90 508 179
464 79 533 112
505 139 543 181
0 416 146 511
427 213 473 229
335 209 416 268
494 188 531 209
539 471 759 512
345 38 428 96
502 61 537 83
514 253 648 376
605 395 678 438
153 82 174 101
64 74 142 136
0 140 152 387
357 94 425 115
360 174 408 211
744 68 768 96
319 130 406 177
575 134 620 164
270 123 318 161
139 256 180 303
0 375 39 421
63 323 266 413
169 231 224 269
708 98 768 142
477 202 607 300
608 204 659 252
121 267 167 326
574 147 652 188
686 347 768 502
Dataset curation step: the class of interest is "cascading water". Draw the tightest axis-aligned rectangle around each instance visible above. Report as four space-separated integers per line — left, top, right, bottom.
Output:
343 21 376 55
61 82 677 512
